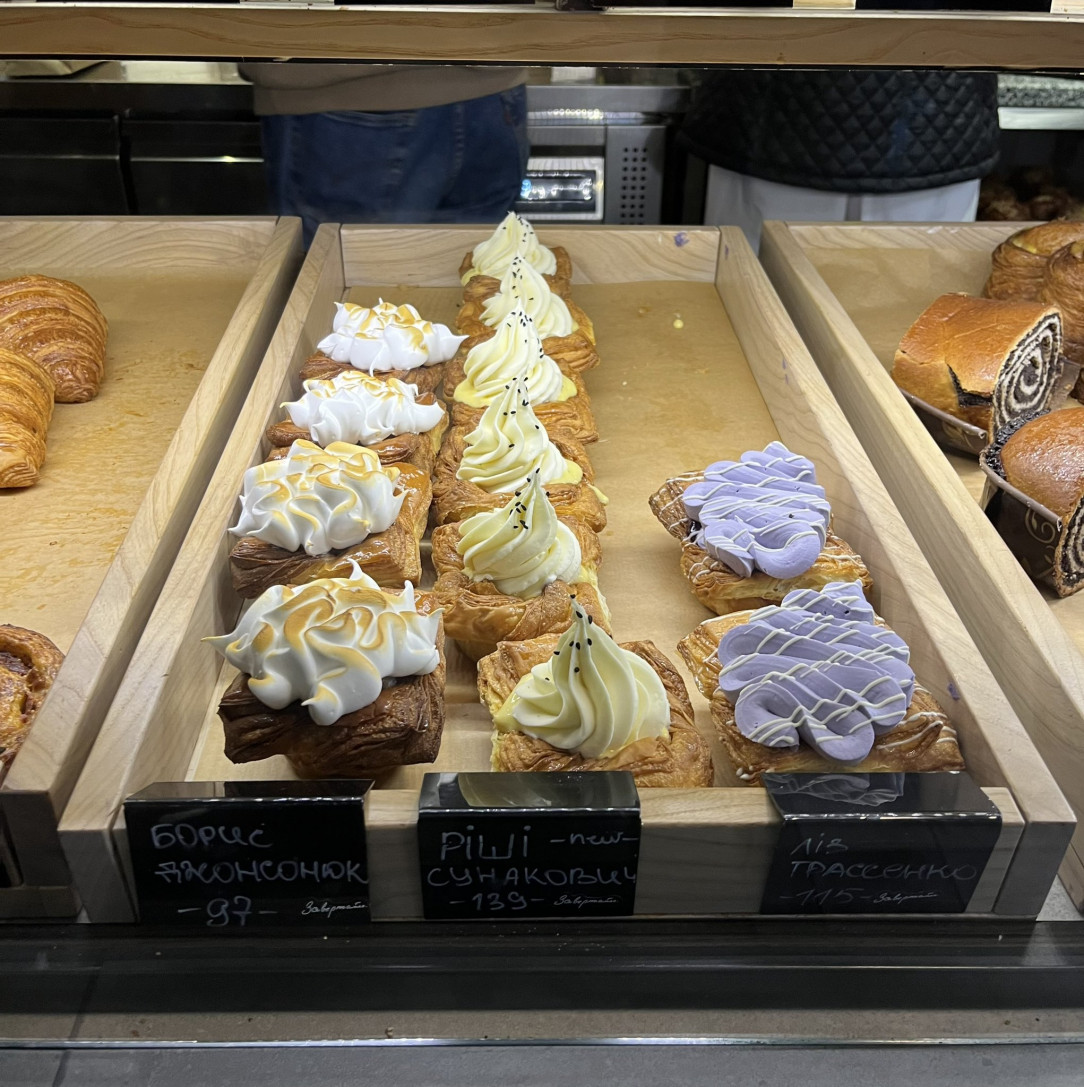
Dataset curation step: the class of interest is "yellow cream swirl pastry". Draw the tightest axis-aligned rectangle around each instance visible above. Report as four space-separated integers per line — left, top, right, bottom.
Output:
462 212 557 284
454 306 575 409
494 604 670 759
206 569 440 727
457 469 583 597
481 257 574 339
230 439 404 555
283 371 444 447
317 300 465 372
456 376 582 493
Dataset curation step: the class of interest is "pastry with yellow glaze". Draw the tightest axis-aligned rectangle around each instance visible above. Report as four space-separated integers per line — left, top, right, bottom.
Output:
211 569 445 778
457 257 598 374
432 376 607 530
228 439 431 596
459 212 573 300
442 305 597 443
477 604 713 787
432 469 609 660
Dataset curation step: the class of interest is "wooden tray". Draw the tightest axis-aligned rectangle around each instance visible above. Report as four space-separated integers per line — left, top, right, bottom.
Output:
0 216 302 918
59 224 1072 922
761 220 1084 908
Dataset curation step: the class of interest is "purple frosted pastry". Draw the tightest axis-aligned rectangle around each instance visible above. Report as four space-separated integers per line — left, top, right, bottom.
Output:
717 581 914 763
681 442 830 579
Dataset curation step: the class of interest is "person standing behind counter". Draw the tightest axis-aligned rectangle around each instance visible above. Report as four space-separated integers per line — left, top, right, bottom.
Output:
240 64 530 243
679 68 1000 252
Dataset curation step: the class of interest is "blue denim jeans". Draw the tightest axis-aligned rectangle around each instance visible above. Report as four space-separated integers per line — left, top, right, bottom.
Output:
261 86 529 243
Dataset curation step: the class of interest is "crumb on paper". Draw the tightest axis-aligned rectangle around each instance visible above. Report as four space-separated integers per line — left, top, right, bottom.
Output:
637 306 650 318
673 314 684 330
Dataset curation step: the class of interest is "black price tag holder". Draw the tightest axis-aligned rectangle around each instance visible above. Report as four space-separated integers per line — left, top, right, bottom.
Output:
760 771 1002 915
124 780 372 931
417 771 641 920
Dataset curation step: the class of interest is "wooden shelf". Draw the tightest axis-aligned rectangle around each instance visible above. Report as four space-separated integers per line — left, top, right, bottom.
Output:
2 4 1084 70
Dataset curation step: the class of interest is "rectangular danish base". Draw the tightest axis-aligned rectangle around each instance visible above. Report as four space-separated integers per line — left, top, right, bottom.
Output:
228 461 432 597
264 400 449 475
459 245 574 298
219 613 446 779
447 370 598 445
709 686 964 786
478 634 714 788
431 513 609 660
432 426 606 531
299 351 446 399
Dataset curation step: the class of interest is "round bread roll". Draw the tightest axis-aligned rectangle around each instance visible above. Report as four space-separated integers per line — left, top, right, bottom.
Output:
985 221 1084 302
1001 406 1084 517
1041 240 1084 364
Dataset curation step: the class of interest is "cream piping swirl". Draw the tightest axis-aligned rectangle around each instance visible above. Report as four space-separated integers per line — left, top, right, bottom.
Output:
316 300 465 372
457 468 582 597
463 212 557 283
206 569 440 726
229 440 404 555
456 376 582 493
494 603 669 758
454 305 574 408
283 371 444 447
480 257 574 338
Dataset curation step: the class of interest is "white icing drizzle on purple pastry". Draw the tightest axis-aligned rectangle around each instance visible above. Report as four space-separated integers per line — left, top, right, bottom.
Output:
680 442 830 579
716 581 914 763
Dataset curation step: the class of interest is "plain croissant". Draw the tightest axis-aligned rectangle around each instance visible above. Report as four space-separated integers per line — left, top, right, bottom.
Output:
0 274 108 403
0 346 55 488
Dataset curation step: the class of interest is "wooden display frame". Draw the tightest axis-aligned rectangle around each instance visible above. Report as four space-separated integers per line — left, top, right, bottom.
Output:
760 219 1084 909
2 4 1084 70
0 216 302 918
58 223 1072 923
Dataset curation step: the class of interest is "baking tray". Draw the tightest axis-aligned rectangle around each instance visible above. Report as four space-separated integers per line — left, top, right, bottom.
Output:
57 223 1072 922
761 219 1084 907
0 216 302 917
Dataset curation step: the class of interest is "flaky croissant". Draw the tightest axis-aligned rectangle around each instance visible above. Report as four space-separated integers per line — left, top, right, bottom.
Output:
1 624 64 774
0 346 55 488
0 275 107 403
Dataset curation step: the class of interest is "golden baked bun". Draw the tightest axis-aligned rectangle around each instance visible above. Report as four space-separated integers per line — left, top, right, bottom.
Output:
891 293 1062 438
985 221 1084 301
0 623 64 775
1041 240 1084 364
0 346 55 488
1000 406 1084 518
0 274 108 403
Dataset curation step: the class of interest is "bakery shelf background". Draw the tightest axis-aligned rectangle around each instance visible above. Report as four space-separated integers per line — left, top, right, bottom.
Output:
5 3 1084 70
54 223 1072 922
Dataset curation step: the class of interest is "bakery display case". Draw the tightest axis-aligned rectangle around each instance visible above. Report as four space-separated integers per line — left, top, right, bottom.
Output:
2 5 1084 1077
760 220 1084 909
0 215 302 919
44 222 1072 923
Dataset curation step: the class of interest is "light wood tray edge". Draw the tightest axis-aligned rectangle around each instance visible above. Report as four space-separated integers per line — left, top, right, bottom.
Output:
0 216 304 902
760 219 1080 911
58 224 1052 921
